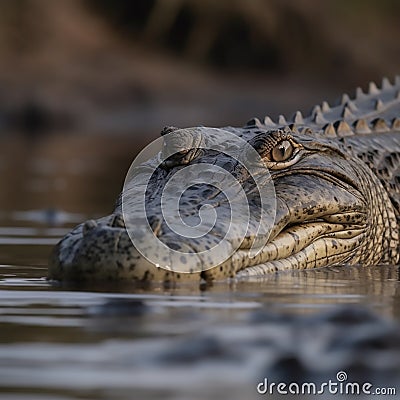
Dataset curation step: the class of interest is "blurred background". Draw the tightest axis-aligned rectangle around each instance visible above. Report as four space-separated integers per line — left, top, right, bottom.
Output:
0 4 399 398
0 0 399 225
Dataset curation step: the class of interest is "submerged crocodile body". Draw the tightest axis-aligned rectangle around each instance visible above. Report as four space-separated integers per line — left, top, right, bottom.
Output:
49 77 400 283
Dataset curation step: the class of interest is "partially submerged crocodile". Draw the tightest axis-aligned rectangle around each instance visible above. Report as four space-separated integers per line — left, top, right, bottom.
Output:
49 77 400 283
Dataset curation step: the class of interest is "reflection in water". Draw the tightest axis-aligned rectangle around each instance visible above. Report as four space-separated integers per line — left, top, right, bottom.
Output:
0 132 150 216
12 209 85 226
0 262 399 400
0 133 399 399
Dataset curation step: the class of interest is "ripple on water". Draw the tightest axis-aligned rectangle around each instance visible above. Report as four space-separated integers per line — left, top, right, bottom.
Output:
0 226 399 399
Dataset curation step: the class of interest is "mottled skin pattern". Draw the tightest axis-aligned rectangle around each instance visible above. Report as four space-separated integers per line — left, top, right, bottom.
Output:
49 77 400 283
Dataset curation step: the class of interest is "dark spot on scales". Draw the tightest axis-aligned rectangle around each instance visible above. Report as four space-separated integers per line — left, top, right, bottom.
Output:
116 261 123 269
290 232 300 243
167 242 181 251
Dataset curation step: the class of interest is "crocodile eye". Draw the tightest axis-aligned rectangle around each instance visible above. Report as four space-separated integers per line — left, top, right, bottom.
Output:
271 140 294 162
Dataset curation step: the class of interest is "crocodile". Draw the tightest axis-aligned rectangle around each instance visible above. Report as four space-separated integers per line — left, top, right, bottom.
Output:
49 77 400 283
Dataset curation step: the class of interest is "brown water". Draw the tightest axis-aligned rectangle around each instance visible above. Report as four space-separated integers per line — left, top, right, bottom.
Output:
0 133 399 400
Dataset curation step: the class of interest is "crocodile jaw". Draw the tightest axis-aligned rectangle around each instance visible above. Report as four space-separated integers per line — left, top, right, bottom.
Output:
49 172 368 283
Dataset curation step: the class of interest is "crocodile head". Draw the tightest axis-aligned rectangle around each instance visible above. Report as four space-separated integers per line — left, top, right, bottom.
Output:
49 121 398 283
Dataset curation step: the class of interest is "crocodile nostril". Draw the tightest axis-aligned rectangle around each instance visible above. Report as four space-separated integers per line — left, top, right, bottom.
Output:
110 213 125 228
83 220 97 235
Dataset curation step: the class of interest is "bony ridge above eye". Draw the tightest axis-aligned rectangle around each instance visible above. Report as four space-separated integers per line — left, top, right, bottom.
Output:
247 129 306 170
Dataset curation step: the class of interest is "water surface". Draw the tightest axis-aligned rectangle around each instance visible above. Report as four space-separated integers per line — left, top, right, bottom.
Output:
0 134 399 400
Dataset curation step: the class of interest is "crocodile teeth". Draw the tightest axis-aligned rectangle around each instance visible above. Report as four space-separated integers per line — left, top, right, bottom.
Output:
353 119 371 134
334 120 353 136
371 118 390 132
368 81 380 94
392 117 400 131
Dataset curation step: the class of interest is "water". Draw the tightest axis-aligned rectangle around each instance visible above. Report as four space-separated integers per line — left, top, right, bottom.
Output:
0 133 399 400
